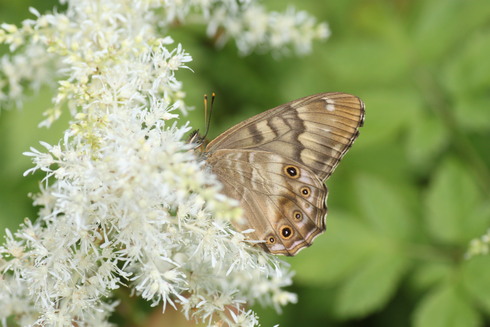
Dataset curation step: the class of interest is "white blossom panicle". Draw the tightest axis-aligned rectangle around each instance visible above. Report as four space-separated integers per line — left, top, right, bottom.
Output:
0 0 324 326
466 229 490 258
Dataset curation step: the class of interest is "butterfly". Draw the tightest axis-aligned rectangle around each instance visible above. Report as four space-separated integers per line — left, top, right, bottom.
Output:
194 92 365 256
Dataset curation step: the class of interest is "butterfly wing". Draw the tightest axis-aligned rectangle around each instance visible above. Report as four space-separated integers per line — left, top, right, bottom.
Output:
205 92 364 255
207 149 327 256
206 92 365 181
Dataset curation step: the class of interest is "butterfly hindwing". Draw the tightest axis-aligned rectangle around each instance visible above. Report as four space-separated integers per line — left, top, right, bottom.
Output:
207 149 327 255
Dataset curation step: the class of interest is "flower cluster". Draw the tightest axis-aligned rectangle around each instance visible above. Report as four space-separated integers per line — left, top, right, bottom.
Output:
0 0 325 326
200 3 329 55
466 229 490 258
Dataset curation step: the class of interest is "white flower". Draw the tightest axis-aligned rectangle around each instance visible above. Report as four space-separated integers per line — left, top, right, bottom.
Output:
466 229 490 258
0 0 328 326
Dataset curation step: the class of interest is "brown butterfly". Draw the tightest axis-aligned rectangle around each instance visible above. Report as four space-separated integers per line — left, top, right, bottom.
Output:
196 93 365 256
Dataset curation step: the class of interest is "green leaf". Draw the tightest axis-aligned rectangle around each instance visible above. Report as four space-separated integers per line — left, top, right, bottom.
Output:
443 28 490 96
335 252 409 318
452 95 490 131
353 88 423 146
413 0 490 62
462 256 490 314
323 38 411 87
413 285 481 327
442 28 490 131
293 212 376 285
356 174 415 240
410 261 452 293
425 158 485 244
406 112 448 169
354 1 409 46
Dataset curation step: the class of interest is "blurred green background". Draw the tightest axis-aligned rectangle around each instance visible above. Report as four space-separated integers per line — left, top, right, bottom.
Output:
1 0 490 327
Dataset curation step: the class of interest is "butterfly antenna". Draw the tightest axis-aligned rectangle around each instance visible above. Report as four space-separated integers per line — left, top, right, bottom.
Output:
202 92 215 140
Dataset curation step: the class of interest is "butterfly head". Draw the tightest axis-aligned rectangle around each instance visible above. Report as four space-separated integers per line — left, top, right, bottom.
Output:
188 129 209 153
188 93 217 153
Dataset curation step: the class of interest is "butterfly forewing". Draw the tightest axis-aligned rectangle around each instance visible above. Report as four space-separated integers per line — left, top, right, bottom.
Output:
205 92 364 255
206 93 364 181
